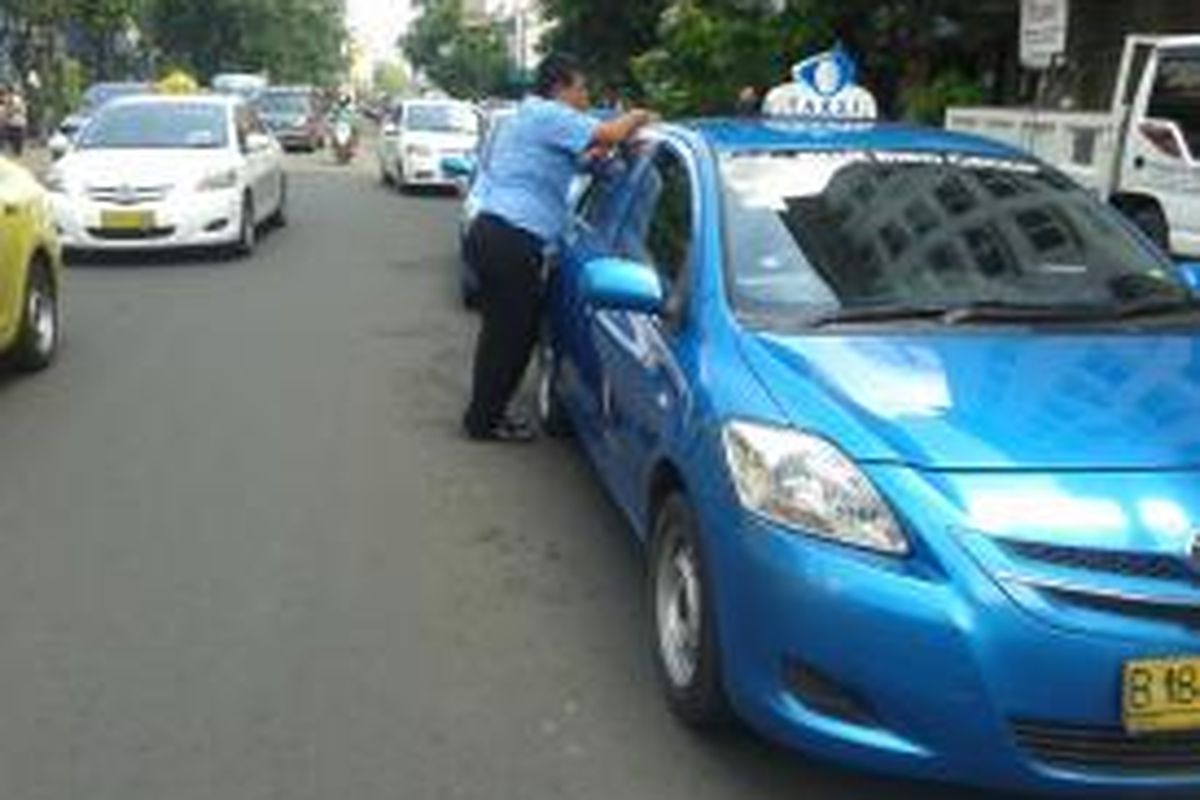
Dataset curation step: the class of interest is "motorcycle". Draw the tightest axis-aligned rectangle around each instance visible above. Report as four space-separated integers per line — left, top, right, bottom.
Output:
332 119 356 165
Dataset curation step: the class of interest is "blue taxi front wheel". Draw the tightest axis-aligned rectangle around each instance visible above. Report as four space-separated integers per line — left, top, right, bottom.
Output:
650 492 729 727
535 341 571 438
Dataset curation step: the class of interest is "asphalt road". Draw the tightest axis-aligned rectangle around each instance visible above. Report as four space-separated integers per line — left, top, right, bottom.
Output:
0 153 1023 800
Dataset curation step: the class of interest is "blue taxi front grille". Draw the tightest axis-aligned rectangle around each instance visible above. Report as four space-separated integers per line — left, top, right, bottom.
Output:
1013 720 1200 775
999 539 1195 585
987 537 1200 633
1038 584 1200 631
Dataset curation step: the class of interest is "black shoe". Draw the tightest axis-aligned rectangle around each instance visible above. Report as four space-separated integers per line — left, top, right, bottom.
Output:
464 413 537 443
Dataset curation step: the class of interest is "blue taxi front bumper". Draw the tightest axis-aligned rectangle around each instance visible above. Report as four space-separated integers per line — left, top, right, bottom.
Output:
693 466 1200 797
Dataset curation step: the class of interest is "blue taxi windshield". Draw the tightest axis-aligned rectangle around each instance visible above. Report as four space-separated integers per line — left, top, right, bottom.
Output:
719 150 1185 324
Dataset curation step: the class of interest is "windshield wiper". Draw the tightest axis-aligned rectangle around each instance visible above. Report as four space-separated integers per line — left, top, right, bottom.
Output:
1113 295 1200 319
811 301 1110 328
938 301 1113 324
809 304 946 326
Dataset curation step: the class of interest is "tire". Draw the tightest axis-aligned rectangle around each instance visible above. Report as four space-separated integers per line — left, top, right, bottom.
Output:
1123 200 1170 253
10 258 58 372
395 160 409 193
268 178 288 229
233 194 256 258
535 338 571 437
649 492 729 726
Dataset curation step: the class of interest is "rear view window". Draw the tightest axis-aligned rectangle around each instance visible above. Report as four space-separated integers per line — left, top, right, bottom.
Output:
1149 48 1200 157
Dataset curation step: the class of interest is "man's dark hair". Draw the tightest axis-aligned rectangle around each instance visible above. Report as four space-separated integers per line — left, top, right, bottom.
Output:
534 53 584 98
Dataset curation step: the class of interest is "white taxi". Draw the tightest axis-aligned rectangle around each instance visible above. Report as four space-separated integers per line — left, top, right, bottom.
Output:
377 99 480 191
47 95 287 256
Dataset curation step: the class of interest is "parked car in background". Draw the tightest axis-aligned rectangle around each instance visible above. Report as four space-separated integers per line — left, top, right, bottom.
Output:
254 87 325 151
377 99 480 191
51 82 152 153
948 34 1200 257
0 157 62 371
212 72 269 100
46 95 287 257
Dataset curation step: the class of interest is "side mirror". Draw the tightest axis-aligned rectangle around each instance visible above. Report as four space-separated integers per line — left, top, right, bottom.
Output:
244 132 272 153
1176 261 1200 294
441 154 475 179
580 257 664 314
48 132 71 160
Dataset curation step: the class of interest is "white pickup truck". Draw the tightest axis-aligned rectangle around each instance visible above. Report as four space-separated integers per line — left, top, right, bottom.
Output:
947 35 1200 257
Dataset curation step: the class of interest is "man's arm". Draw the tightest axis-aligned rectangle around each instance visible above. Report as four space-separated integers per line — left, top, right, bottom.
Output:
591 109 655 148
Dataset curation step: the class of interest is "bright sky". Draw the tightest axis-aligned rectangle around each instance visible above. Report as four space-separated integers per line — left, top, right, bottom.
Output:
346 0 416 64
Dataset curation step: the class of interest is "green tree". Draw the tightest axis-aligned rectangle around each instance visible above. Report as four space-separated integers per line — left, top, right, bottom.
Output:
145 0 348 84
373 61 409 97
540 0 669 94
543 0 1003 117
633 1 831 116
402 0 513 99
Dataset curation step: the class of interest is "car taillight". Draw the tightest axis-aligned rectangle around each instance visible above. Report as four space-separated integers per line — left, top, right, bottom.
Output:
1139 121 1186 160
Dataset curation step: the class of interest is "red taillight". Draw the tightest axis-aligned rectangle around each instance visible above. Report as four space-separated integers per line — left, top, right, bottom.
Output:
1139 121 1186 159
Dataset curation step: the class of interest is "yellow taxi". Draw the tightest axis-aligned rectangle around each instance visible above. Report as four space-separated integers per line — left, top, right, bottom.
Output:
0 156 62 371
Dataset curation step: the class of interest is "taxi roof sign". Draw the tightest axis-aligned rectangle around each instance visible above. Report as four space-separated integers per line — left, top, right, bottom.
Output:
763 46 878 121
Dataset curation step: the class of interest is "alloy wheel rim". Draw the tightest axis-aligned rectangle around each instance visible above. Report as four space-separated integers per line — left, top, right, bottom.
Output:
656 530 702 689
536 347 554 422
29 280 55 355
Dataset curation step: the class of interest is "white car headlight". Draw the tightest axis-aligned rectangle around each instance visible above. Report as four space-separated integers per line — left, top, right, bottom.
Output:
406 144 433 159
721 420 908 555
197 168 239 192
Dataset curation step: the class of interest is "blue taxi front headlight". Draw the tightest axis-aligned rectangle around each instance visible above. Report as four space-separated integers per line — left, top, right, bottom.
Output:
722 420 908 555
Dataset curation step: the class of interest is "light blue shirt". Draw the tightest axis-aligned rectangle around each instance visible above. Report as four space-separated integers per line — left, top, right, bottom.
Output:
475 96 600 244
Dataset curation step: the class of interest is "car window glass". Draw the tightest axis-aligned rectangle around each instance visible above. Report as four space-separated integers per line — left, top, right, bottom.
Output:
576 153 634 231
1149 47 1200 157
248 110 268 137
257 93 310 115
620 147 694 289
719 150 1182 323
78 102 229 149
404 103 478 134
235 107 250 150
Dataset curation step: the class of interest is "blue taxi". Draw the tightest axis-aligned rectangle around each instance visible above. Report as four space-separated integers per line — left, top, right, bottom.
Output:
537 48 1200 795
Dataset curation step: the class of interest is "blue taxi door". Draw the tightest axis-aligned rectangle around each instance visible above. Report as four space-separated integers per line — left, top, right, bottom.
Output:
553 152 644 447
588 142 697 519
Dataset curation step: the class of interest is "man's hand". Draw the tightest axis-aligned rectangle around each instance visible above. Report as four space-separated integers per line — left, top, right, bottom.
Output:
593 107 658 148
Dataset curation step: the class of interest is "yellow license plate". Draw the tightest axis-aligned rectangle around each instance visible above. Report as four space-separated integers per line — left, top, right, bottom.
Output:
1123 656 1200 734
100 210 155 230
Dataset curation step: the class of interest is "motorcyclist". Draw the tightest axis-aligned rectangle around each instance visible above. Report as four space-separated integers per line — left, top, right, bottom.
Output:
331 94 357 162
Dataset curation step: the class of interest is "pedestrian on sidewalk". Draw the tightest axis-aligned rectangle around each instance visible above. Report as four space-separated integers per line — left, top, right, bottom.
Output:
0 86 9 153
4 86 28 157
735 86 761 117
462 53 654 443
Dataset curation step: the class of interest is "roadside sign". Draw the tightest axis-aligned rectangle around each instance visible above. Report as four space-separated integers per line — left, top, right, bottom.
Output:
1021 0 1070 70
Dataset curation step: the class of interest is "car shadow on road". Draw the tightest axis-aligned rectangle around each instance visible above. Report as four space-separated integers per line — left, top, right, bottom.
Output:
65 248 236 269
688 724 1039 800
63 229 288 269
394 185 462 201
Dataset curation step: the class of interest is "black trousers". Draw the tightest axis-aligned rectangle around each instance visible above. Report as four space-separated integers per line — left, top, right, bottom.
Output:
5 126 24 157
463 213 545 434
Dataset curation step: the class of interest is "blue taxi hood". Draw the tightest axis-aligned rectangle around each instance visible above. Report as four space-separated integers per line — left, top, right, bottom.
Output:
740 331 1200 471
